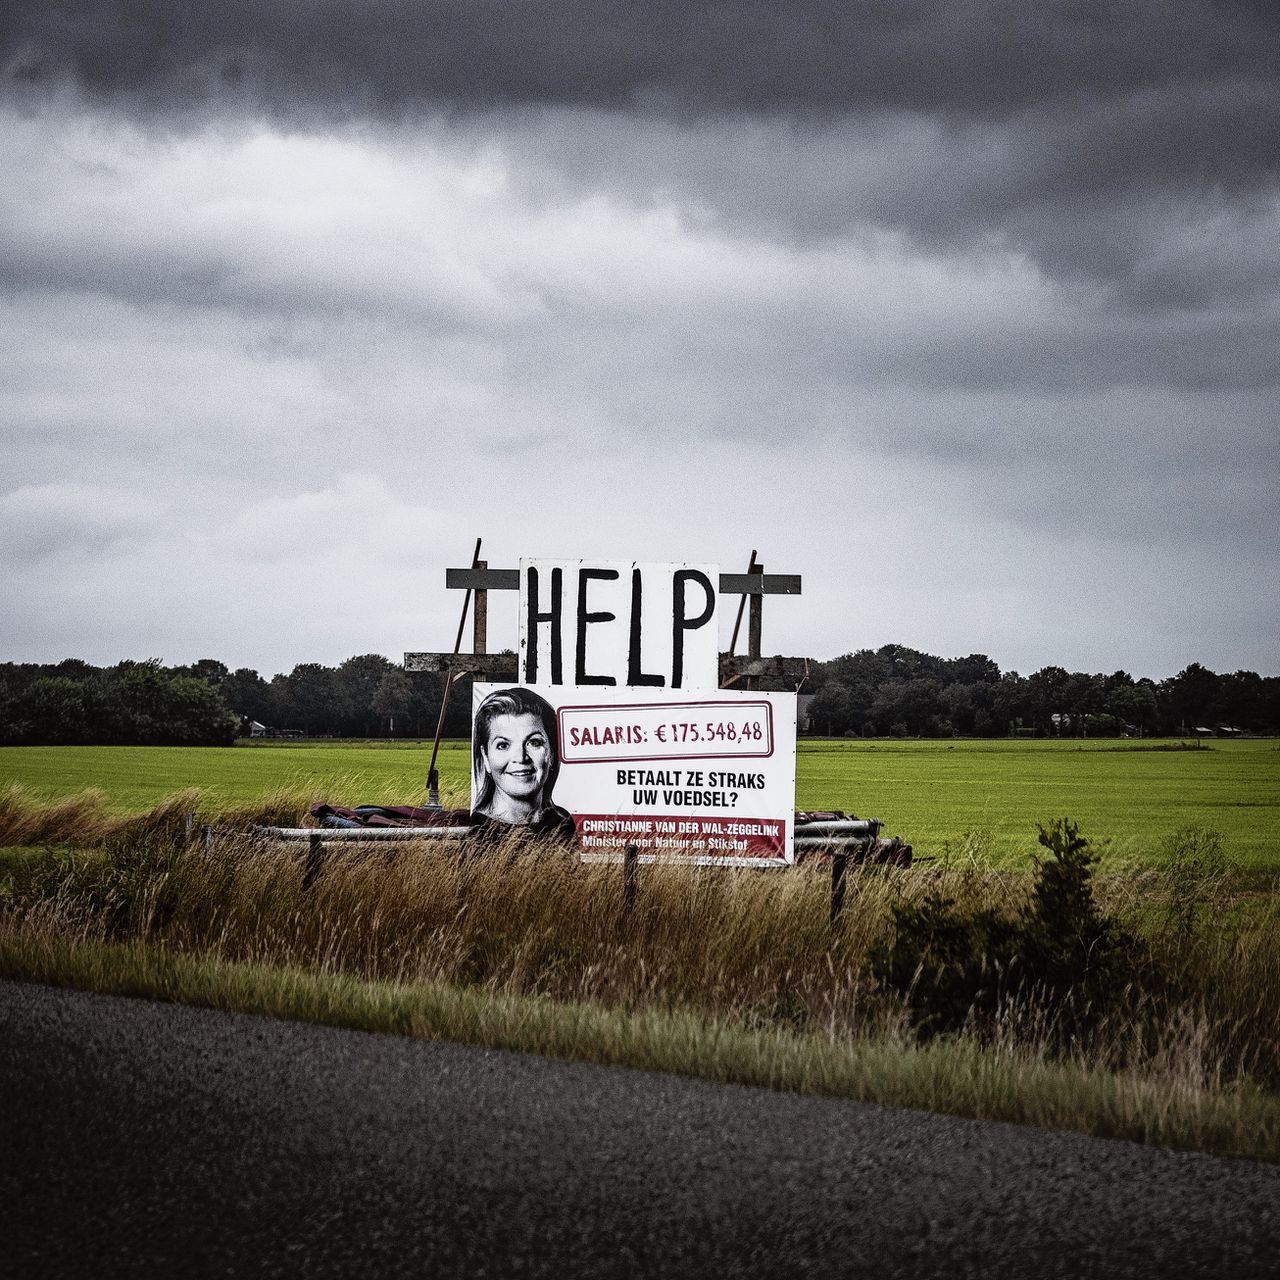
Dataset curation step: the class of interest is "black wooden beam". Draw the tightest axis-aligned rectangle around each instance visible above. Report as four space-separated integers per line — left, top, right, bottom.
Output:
445 567 521 591
444 567 800 595
718 573 801 596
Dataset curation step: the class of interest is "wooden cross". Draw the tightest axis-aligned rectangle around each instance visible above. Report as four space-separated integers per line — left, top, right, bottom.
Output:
405 558 812 690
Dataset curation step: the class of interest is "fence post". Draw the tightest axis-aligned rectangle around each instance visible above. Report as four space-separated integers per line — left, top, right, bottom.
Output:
830 850 849 924
202 824 215 857
303 832 325 890
622 843 639 916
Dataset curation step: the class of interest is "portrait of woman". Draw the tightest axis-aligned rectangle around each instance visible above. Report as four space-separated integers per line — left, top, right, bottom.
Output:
470 687 577 842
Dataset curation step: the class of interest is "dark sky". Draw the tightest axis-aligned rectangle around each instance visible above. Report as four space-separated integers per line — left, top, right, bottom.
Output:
2 1 1277 675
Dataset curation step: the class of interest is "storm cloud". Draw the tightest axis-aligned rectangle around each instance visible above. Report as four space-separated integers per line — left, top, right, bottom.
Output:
0 2 1276 676
7 2 1278 276
5 1 1275 120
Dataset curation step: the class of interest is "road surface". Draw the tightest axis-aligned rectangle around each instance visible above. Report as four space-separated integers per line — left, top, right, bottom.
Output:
2 979 1277 1277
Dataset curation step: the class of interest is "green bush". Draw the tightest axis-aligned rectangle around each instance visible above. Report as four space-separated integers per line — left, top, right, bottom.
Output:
869 892 1018 1035
872 818 1144 1041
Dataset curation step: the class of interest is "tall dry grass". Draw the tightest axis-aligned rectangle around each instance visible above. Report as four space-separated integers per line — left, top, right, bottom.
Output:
4 830 893 1028
0 783 116 845
0 781 322 846
2 806 1276 1073
2 789 1278 1156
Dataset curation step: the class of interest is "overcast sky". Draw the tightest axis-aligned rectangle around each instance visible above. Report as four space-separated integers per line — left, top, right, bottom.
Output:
2 1 1276 679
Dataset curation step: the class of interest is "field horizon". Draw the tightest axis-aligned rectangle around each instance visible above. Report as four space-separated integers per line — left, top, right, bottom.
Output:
2 735 1276 867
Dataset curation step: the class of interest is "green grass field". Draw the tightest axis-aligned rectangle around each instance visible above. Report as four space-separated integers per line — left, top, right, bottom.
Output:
2 737 1276 867
798 738 1280 868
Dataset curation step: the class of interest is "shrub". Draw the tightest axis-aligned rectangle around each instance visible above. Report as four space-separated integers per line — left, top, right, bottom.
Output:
871 818 1144 1043
1017 818 1143 1030
868 892 1018 1035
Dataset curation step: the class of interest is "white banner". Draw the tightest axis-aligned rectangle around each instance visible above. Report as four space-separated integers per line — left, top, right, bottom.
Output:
471 683 797 865
518 559 720 691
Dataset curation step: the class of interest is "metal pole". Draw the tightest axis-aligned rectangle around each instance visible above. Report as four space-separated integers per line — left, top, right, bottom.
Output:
427 537 482 806
727 549 758 657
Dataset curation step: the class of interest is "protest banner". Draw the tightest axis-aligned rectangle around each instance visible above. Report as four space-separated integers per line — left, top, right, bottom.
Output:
471 682 798 865
518 559 720 690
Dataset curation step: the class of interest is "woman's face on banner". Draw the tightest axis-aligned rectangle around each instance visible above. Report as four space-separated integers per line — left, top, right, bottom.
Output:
482 712 552 804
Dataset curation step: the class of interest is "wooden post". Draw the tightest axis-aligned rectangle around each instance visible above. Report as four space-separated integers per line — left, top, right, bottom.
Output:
830 850 848 924
303 832 324 891
746 560 763 690
622 843 638 916
473 558 488 655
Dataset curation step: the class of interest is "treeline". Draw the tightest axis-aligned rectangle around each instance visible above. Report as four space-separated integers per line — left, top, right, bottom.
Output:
1 648 1277 747
805 646 1280 738
0 655 470 747
0 659 241 746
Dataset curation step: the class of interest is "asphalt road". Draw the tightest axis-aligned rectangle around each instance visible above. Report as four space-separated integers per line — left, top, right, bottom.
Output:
2 980 1278 1279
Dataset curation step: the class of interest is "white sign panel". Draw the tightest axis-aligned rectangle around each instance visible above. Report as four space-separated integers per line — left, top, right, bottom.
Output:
518 560 720 690
471 683 797 865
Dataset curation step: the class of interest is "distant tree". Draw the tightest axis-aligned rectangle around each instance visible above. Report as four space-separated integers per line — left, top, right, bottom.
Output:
869 678 943 737
945 654 1001 685
1220 670 1266 732
1029 667 1072 733
111 660 170 742
52 658 98 681
940 681 995 736
807 682 855 736
1163 663 1222 732
1104 677 1157 734
16 676 92 744
404 671 443 738
273 663 346 736
182 658 230 685
991 671 1034 734
826 649 894 685
337 654 398 736
221 667 275 727
1261 677 1280 734
154 674 239 745
877 644 946 682
373 669 412 736
1064 672 1107 725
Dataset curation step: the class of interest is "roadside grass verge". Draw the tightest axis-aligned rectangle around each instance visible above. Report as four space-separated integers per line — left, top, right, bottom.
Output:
3 927 1277 1163
2 818 1278 1162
